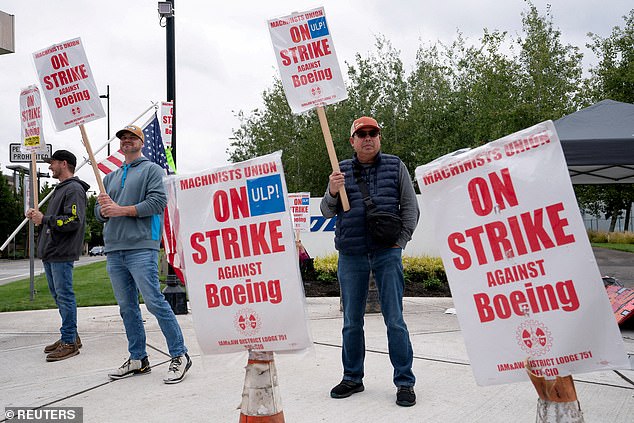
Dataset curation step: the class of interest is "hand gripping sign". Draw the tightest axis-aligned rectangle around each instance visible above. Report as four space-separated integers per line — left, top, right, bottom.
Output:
269 7 350 211
166 152 312 354
20 85 46 210
415 121 628 386
33 37 106 192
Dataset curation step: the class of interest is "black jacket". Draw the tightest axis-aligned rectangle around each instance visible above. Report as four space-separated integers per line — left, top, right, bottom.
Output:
37 176 90 262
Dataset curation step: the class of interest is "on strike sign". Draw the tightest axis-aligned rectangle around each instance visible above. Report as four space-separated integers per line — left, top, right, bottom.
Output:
19 85 45 151
288 192 310 233
168 152 312 354
33 37 105 131
415 121 628 386
160 101 173 148
268 7 347 114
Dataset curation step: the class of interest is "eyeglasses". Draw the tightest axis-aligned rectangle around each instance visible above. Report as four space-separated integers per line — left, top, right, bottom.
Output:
355 129 380 138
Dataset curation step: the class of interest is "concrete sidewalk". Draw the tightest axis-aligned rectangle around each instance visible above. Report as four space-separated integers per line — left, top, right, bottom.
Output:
1 298 633 423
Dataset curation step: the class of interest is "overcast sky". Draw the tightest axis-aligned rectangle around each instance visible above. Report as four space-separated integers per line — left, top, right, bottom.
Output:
1 0 631 192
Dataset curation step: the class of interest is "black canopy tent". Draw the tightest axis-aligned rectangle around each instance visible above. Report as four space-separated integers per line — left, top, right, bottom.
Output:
554 99 634 184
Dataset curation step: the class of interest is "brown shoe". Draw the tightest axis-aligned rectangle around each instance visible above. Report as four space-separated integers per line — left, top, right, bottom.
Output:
44 335 82 353
46 342 79 361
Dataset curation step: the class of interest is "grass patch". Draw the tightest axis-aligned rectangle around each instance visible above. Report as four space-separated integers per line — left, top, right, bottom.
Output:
0 261 117 312
591 243 634 253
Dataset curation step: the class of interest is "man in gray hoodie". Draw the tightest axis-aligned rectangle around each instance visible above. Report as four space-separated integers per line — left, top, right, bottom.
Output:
96 124 191 384
26 149 89 362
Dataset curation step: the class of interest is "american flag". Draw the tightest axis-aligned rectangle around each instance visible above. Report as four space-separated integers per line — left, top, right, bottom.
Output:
97 114 169 174
141 115 170 172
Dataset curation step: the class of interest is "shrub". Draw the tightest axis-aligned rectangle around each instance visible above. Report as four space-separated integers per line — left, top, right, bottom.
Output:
587 230 634 244
608 231 634 244
313 254 449 294
587 230 609 243
314 253 338 282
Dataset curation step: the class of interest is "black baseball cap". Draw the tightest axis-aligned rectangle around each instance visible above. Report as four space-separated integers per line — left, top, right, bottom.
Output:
44 149 77 167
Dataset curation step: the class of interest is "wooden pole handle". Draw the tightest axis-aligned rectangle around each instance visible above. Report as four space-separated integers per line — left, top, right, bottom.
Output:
316 106 349 211
31 154 39 211
79 124 106 193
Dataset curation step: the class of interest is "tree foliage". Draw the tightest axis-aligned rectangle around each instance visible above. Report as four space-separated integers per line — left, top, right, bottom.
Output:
575 9 634 227
85 194 103 247
587 10 634 103
229 2 593 197
0 173 24 258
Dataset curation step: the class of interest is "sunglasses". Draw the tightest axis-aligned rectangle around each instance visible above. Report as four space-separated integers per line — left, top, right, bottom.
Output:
355 129 380 138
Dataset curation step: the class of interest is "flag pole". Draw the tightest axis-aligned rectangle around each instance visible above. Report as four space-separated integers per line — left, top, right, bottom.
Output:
316 106 350 211
0 103 158 252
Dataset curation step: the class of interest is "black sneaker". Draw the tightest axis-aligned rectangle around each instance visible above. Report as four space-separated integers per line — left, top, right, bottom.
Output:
330 380 364 398
396 386 416 407
108 357 151 380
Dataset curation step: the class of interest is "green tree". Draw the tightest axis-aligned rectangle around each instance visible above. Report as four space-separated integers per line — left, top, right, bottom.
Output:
587 9 634 103
576 10 634 231
575 185 634 231
85 194 103 246
517 3 585 121
228 1 619 202
0 172 24 258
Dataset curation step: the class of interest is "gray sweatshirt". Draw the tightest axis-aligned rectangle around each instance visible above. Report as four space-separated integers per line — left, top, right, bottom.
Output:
95 157 167 253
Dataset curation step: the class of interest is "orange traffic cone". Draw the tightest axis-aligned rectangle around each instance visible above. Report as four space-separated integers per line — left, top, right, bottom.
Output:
239 351 285 422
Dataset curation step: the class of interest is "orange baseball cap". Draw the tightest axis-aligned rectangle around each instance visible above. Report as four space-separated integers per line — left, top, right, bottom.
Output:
115 125 144 142
350 116 381 136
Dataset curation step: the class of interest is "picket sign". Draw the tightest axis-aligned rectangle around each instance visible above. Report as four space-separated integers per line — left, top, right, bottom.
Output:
288 192 310 234
415 120 628 387
268 7 349 211
167 152 312 354
33 37 106 192
20 85 46 210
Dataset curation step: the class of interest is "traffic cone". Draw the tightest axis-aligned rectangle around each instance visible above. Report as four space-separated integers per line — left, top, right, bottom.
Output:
525 359 585 422
239 351 285 422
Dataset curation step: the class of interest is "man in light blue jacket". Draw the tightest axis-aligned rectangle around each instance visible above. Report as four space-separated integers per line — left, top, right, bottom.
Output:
96 124 191 384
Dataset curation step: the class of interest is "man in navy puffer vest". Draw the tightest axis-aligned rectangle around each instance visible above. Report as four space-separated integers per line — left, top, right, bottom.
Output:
321 116 419 407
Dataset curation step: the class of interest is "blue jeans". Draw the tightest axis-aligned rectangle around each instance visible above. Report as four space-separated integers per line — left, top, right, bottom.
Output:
43 261 78 344
107 249 187 360
338 248 415 387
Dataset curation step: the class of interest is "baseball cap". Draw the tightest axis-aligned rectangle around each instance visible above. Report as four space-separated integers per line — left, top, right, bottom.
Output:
115 125 145 142
350 116 381 136
44 150 77 167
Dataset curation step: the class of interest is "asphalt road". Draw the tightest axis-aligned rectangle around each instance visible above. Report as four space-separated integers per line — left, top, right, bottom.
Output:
592 246 634 288
0 255 106 286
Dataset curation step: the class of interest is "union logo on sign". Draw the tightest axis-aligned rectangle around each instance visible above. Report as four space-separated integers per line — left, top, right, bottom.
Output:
71 107 81 115
311 86 322 96
234 308 261 336
515 319 553 356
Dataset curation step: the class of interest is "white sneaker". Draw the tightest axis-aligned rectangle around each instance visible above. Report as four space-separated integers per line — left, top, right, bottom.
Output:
109 357 151 380
163 353 192 384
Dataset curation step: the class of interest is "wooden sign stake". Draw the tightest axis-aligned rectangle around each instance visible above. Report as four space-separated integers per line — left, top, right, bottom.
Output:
316 106 349 211
30 154 39 211
79 124 106 193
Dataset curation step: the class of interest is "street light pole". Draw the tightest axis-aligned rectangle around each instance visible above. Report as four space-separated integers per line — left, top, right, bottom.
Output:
99 85 110 154
166 1 176 164
159 0 187 314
